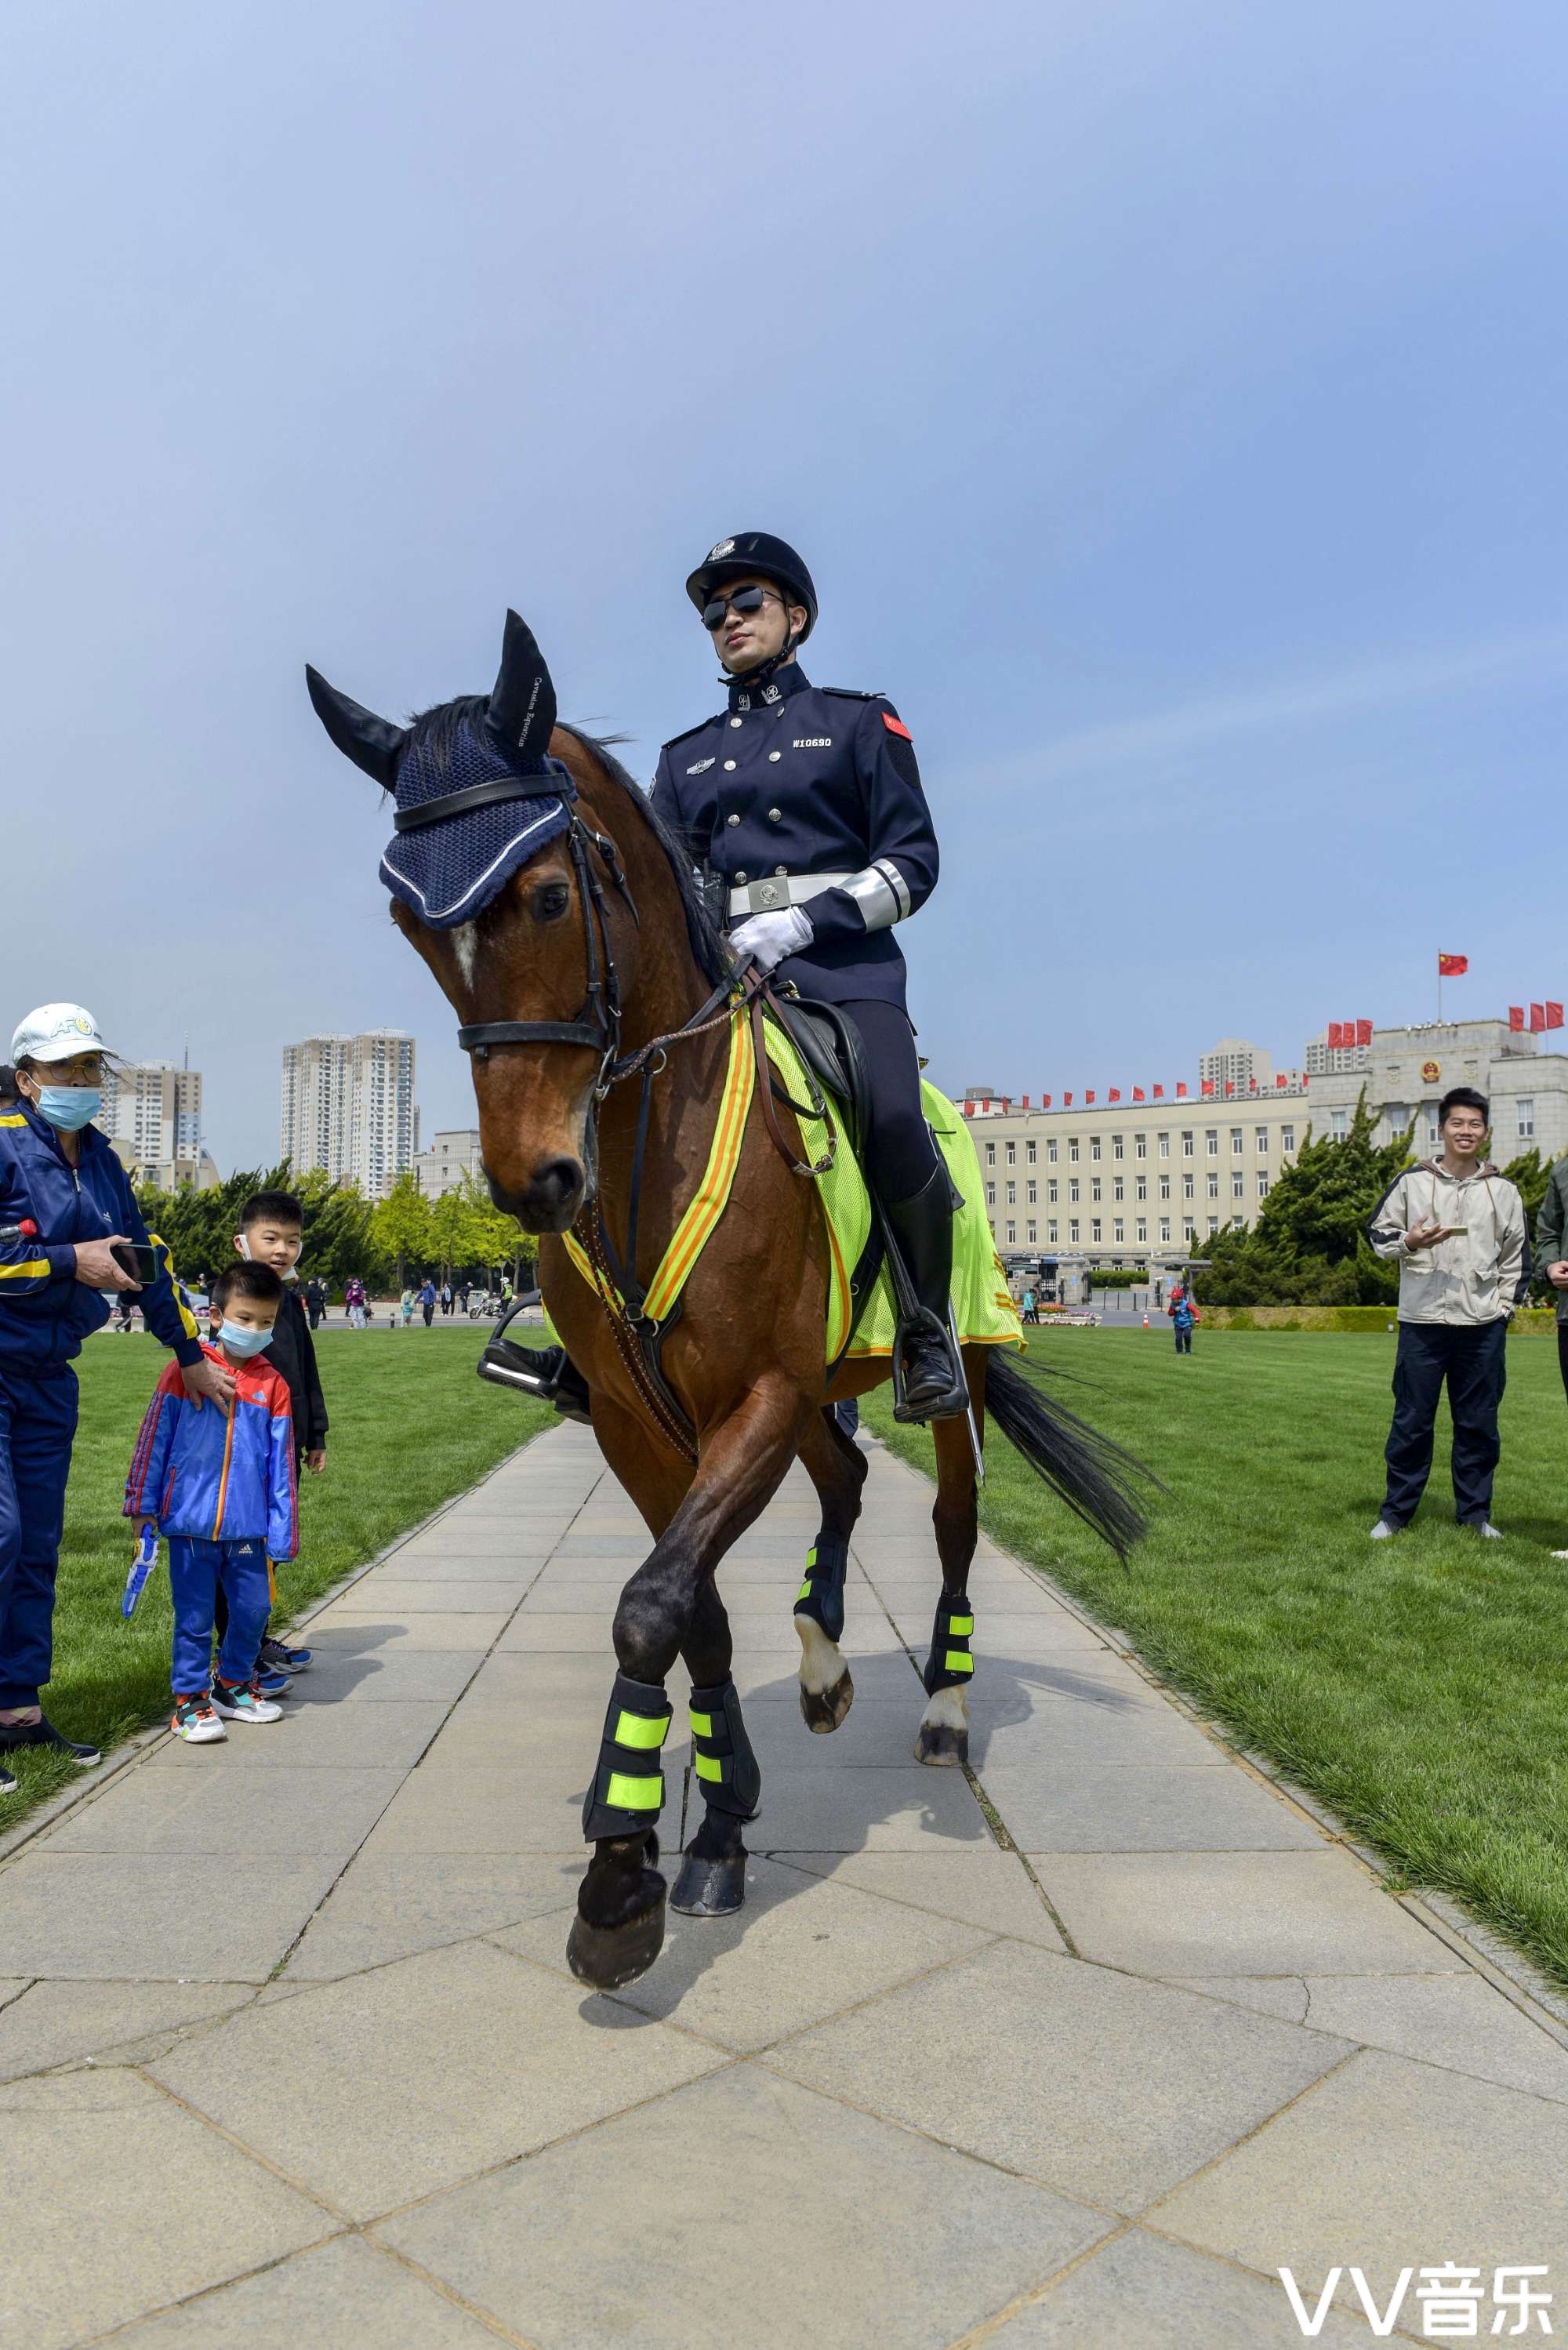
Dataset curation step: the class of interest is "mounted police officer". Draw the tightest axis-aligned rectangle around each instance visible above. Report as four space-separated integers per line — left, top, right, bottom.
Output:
648 532 966 1421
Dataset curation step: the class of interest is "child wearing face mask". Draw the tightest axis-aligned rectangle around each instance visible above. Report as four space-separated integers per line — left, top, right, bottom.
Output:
125 1261 299 1742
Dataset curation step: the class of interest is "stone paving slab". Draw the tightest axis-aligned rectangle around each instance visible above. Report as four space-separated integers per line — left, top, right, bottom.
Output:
376 2065 1115 2350
99 2233 506 2348
2 1421 1564 2346
4 2068 334 2350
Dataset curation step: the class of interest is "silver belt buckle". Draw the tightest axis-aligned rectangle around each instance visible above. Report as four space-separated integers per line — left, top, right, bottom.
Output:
755 879 784 910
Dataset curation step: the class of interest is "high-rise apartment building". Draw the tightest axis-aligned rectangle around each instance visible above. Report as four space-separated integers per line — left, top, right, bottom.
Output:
96 1061 216 1190
280 1031 418 1198
1197 1037 1272 1094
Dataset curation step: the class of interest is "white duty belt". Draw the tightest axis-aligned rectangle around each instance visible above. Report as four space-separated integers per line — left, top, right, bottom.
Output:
728 872 853 917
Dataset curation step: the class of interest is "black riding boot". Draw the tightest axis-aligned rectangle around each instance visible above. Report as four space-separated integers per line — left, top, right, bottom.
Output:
885 1166 970 1423
477 1304 592 1424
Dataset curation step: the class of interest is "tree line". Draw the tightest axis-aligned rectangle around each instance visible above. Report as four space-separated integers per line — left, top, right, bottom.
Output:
133 1163 538 1297
1188 1095 1548 1308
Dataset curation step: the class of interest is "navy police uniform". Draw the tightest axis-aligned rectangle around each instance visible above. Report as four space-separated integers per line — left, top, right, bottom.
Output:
650 661 942 1204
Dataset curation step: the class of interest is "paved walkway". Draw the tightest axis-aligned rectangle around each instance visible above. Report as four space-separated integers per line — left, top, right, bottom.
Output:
3 1425 1567 2348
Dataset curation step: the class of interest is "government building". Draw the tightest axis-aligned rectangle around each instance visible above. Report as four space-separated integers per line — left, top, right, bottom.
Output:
955 1017 1566 1290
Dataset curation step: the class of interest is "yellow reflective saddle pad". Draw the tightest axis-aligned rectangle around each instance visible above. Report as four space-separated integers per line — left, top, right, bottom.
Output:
758 1019 1023 1366
553 1004 1023 1368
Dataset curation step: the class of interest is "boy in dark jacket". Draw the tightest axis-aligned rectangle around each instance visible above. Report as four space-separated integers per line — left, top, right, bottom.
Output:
127 1261 298 1742
216 1189 329 1683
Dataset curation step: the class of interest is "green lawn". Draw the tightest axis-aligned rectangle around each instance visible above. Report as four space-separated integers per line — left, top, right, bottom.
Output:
866 1327 1568 1992
5 1328 550 1819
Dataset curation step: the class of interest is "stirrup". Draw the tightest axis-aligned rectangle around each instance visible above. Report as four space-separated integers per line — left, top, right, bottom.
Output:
477 1333 592 1423
892 1312 970 1425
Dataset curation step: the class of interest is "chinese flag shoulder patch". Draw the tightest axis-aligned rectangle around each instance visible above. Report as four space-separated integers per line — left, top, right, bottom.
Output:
882 712 913 740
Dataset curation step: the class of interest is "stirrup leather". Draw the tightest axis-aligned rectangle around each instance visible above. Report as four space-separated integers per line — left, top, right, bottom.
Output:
583 1673 672 1840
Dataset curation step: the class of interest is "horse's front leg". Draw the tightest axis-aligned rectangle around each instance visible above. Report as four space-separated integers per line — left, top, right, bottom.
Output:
667 1575 758 1918
915 1367 983 1766
568 1378 807 1990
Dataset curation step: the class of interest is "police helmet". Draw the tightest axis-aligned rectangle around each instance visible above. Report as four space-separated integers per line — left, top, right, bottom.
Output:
685 533 818 641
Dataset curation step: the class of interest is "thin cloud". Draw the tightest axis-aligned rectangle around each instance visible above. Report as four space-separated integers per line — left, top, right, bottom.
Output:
994 623 1568 792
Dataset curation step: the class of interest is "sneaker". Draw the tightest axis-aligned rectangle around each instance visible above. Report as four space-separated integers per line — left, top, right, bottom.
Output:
0 1759 15 1796
210 1679 283 1725
1472 1521 1504 1539
254 1665 294 1698
259 1636 311 1673
170 1693 227 1745
1369 1519 1399 1541
0 1715 101 1766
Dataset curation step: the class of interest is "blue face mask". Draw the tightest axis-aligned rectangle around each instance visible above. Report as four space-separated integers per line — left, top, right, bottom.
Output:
35 1087 101 1132
218 1320 273 1359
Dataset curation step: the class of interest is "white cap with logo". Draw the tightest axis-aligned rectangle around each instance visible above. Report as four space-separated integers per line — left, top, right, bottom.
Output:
10 1003 111 1066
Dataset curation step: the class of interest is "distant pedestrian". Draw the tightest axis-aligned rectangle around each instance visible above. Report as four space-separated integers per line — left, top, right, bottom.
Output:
1021 1287 1038 1325
1367 1087 1529 1540
419 1277 437 1328
400 1287 415 1328
343 1275 367 1330
1167 1288 1197 1355
303 1275 328 1331
440 1281 453 1317
458 1282 471 1313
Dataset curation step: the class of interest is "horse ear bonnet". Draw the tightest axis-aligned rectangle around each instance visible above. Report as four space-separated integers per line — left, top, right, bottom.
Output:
305 612 575 931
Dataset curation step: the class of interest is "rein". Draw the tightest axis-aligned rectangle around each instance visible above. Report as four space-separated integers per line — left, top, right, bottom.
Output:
408 776 837 1462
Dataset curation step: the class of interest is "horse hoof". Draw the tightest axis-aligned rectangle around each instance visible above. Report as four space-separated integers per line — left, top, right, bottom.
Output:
670 1850 748 1916
915 1720 969 1767
567 1880 667 1989
799 1666 855 1734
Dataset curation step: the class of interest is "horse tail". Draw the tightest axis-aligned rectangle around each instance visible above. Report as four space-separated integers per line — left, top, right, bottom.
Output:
982 1353 1152 1562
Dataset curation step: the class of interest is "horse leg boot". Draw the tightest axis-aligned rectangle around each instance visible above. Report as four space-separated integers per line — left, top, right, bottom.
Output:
793 1407 868 1733
672 1582 760 1916
885 1167 970 1424
916 1404 982 1765
568 1670 674 1988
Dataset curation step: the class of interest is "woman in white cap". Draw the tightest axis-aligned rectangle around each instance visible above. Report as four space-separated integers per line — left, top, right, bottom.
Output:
0 1004 234 1793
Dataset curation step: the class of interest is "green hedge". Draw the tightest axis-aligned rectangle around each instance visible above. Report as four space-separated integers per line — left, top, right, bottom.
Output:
1086 1268 1149 1290
1199 1304 1557 1335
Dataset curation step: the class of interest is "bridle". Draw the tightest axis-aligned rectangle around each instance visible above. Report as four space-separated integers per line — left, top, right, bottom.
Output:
389 765 639 1087
394 762 832 1462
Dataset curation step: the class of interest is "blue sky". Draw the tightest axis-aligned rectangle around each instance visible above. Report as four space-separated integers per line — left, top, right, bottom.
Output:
4 2 1564 1164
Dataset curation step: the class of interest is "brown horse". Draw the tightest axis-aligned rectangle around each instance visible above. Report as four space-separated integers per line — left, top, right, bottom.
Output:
307 612 1144 1989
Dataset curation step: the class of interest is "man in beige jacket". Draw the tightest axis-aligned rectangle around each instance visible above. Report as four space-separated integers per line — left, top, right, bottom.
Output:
1365 1086 1530 1538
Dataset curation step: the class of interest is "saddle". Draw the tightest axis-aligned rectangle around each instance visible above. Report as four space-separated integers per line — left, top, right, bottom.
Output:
767 993 875 1142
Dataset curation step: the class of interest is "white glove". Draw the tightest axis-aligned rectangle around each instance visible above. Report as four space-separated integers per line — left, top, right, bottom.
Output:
729 905 815 974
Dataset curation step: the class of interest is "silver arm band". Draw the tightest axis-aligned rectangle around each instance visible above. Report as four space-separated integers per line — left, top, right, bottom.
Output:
839 859 913 933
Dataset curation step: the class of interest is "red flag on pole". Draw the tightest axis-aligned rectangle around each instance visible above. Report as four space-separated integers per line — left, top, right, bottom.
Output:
1276 1073 1287 1088
963 1102 974 1116
1225 1081 1235 1095
1548 1003 1564 1030
1063 1092 1073 1106
1438 953 1468 976
1200 1080 1214 1096
1327 1023 1343 1049
1109 1088 1121 1102
1172 1083 1184 1098
1041 1093 1052 1108
1356 1019 1372 1045
1132 1086 1145 1102
1509 1006 1525 1030
1531 1004 1546 1032
1248 1077 1258 1091
1085 1090 1095 1104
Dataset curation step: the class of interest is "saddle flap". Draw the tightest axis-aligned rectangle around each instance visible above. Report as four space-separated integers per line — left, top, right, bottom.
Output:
769 996 874 1137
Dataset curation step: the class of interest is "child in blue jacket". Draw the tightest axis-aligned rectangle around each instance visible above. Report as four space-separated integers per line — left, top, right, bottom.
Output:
126 1262 299 1743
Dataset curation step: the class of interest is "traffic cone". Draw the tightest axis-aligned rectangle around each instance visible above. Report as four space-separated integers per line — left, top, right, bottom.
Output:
1142 1313 1149 1328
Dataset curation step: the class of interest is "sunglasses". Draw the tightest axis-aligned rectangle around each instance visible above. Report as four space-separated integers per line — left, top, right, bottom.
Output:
701 584 784 630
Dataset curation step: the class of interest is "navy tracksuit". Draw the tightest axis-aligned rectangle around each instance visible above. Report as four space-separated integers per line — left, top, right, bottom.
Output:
1383 1321 1508 1528
0 1104 202 1705
650 661 942 1202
